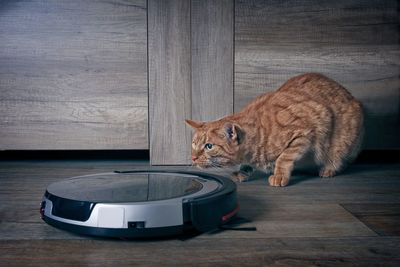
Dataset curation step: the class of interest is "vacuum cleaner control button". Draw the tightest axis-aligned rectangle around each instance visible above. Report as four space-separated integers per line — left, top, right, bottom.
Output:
128 221 145 228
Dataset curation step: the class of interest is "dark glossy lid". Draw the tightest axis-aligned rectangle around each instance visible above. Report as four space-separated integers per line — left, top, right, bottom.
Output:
47 172 206 203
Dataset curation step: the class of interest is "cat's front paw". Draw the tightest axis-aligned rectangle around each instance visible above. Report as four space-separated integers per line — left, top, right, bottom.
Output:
268 174 289 187
231 171 250 183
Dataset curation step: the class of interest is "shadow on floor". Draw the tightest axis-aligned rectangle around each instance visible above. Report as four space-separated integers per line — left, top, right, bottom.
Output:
246 163 370 186
246 168 319 186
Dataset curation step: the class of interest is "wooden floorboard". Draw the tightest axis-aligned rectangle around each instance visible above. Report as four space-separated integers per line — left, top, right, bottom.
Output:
1 238 399 267
0 161 399 266
342 203 400 236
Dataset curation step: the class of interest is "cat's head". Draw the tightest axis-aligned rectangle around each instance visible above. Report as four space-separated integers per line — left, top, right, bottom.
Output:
185 119 243 168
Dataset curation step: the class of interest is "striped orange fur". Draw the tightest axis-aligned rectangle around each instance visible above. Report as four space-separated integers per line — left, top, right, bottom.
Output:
186 73 364 187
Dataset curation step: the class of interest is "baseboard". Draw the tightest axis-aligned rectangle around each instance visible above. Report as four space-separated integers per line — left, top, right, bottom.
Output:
0 150 150 160
355 150 400 164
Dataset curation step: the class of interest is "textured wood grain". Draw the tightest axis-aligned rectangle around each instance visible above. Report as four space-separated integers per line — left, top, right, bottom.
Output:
1 238 400 266
0 0 148 149
342 203 400 236
199 203 375 239
191 0 234 122
148 0 192 165
0 161 400 266
235 0 400 149
149 0 234 165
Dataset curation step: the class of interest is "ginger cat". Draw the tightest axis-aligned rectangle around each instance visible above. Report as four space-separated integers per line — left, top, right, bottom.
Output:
186 73 364 187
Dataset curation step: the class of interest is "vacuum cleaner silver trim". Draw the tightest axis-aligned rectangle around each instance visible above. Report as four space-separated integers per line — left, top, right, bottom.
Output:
43 172 220 229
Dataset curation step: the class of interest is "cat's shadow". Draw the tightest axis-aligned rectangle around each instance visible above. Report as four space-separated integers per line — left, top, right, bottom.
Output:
247 164 365 186
289 172 320 185
247 168 318 186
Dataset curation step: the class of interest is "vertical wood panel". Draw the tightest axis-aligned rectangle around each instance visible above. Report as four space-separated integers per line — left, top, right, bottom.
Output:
148 0 192 165
191 0 234 121
149 0 234 165
235 0 400 149
0 0 148 149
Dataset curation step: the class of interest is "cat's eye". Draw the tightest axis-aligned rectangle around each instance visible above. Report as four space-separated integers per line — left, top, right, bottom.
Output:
204 143 213 150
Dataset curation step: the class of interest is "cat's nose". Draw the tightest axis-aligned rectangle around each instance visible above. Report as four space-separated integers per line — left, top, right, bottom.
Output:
192 155 198 161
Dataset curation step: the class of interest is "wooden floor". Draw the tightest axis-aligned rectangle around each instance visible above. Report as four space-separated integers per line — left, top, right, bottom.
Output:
0 161 399 266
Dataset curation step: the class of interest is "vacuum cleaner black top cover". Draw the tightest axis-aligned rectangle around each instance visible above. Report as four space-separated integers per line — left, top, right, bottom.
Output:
41 170 238 238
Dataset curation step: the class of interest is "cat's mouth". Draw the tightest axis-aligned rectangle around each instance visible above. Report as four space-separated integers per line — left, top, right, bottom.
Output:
192 161 211 169
191 158 215 168
192 157 233 169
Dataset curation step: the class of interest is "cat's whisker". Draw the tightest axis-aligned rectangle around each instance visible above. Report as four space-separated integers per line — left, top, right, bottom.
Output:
209 162 225 169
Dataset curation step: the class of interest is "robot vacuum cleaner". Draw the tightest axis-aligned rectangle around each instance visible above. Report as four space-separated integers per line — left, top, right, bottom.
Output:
40 170 239 238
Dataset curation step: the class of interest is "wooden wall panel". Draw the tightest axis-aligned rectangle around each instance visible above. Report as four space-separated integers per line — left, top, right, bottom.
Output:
235 0 400 149
149 0 234 165
0 0 148 149
148 0 192 165
191 0 234 122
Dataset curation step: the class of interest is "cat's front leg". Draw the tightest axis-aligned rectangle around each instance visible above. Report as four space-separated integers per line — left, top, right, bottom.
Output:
231 164 254 182
268 137 311 187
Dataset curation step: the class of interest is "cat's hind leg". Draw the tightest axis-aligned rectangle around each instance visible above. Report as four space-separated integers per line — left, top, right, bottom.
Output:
269 137 311 186
319 101 363 178
231 164 254 182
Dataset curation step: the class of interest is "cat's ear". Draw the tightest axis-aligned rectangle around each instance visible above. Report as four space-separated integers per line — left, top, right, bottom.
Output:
224 123 243 144
185 119 204 129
